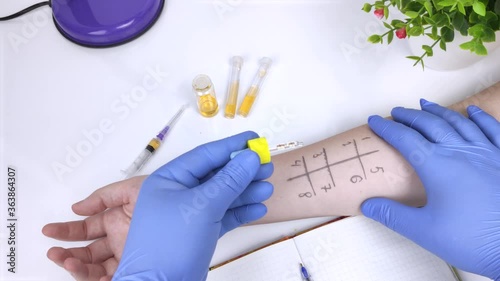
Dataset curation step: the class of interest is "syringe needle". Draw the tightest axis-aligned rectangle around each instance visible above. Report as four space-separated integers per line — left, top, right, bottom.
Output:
157 104 188 140
122 104 187 179
269 141 304 153
230 138 303 164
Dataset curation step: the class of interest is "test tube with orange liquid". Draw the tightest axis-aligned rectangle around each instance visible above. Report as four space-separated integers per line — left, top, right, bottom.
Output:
224 56 243 118
238 57 272 117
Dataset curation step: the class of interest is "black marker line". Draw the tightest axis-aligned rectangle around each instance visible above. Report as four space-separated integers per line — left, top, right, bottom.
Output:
287 150 379 181
352 139 367 180
302 156 316 196
7 218 17 221
322 147 336 187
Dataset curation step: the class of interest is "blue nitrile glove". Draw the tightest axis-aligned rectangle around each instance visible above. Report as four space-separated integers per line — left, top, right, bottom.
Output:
112 131 274 281
362 99 500 280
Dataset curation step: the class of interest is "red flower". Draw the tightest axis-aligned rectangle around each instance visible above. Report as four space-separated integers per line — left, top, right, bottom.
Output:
396 28 407 39
374 8 384 19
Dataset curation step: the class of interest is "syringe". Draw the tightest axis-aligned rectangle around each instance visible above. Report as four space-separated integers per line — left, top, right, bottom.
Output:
238 57 273 117
122 104 187 178
230 137 303 164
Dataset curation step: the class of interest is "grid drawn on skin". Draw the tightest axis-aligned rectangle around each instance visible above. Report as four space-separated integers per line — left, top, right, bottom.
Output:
293 216 458 281
207 239 304 281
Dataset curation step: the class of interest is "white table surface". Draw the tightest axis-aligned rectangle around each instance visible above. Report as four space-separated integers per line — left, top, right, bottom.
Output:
1 0 498 280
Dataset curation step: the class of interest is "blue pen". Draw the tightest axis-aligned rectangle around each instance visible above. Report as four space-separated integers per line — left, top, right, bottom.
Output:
300 263 311 281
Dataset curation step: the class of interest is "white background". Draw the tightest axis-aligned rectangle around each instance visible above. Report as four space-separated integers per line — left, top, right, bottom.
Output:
1 0 499 280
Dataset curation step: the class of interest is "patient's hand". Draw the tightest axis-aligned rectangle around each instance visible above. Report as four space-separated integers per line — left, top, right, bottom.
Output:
42 176 145 281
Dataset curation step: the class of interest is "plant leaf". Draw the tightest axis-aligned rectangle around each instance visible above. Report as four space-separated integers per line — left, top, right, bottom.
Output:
374 2 385 9
388 30 395 44
408 26 424 36
424 1 434 16
440 39 447 51
432 0 443 10
470 10 481 24
482 26 496 42
418 59 425 70
468 23 486 38
424 16 436 25
452 13 469 36
438 0 457 7
384 22 393 29
426 31 439 40
482 11 499 28
432 25 438 37
362 3 372 13
449 3 457 12
472 1 486 17
422 45 434 56
405 11 420 18
457 2 466 15
432 13 451 27
368 34 382 43
441 26 455 42
406 56 421 60
475 42 488 55
459 40 476 50
391 19 405 26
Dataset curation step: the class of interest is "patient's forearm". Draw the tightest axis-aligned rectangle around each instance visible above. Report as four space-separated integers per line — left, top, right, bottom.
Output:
259 83 500 224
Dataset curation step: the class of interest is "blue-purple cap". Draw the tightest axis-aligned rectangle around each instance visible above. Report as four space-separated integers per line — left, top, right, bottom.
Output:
51 0 165 48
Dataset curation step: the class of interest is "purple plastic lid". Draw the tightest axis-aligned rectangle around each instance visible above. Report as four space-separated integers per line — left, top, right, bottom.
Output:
51 0 165 47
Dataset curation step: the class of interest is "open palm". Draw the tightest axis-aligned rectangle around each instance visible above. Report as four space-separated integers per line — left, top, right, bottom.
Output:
42 176 146 281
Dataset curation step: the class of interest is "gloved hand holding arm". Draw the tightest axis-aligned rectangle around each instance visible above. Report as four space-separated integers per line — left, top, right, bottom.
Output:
43 85 500 281
112 131 273 281
362 99 500 280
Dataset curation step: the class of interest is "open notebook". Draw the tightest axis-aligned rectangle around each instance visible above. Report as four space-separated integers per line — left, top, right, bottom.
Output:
207 216 460 281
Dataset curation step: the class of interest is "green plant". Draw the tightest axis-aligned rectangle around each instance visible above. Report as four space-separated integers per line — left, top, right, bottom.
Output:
363 0 500 68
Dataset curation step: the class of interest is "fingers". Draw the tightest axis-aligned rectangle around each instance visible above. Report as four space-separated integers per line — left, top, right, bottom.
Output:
361 198 426 245
47 247 70 267
220 203 268 236
47 246 118 281
419 99 490 143
368 115 432 163
229 181 274 209
254 163 274 181
72 176 144 216
42 212 105 241
46 238 113 266
390 106 463 144
153 131 259 187
63 257 118 281
201 150 261 211
468 105 500 147
199 162 274 185
63 258 102 281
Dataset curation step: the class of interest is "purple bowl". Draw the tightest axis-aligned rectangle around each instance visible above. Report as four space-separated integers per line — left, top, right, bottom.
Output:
51 0 165 47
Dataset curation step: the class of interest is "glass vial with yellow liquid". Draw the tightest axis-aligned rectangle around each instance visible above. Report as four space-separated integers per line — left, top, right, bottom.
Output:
224 56 243 118
238 57 273 117
192 74 219 117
